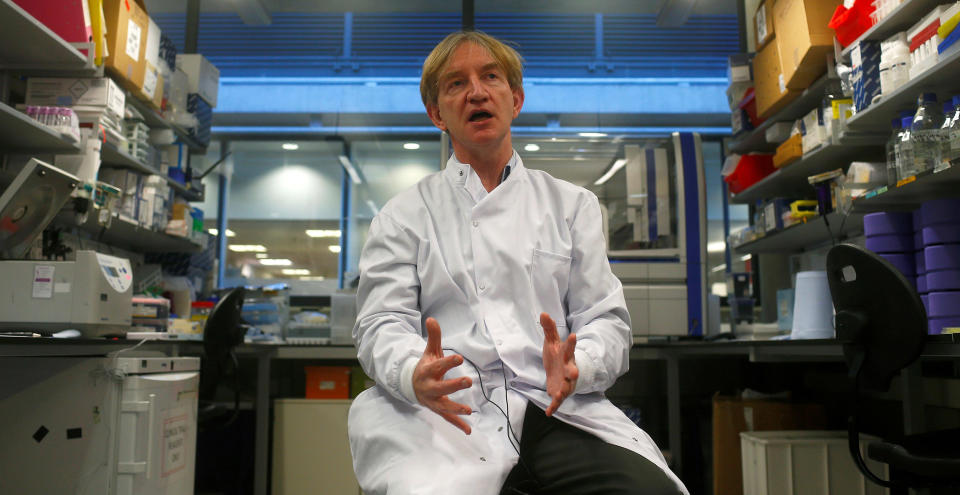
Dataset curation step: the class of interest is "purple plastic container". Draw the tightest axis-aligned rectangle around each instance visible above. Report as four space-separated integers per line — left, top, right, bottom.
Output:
918 274 928 293
913 209 922 228
928 316 960 334
921 294 930 314
865 234 915 253
927 269 960 291
928 292 960 318
922 223 960 245
920 199 960 227
925 244 960 272
915 250 927 273
864 211 914 236
879 252 916 277
914 230 924 250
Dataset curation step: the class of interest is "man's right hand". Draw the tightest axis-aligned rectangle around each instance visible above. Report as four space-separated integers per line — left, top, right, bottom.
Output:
413 317 474 434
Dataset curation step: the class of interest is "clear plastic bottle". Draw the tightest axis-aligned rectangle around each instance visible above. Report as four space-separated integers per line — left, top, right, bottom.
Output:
886 117 902 186
898 116 915 180
938 101 955 171
948 95 960 167
911 92 944 175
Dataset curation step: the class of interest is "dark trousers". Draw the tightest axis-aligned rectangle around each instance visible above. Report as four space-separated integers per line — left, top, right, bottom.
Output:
499 402 683 495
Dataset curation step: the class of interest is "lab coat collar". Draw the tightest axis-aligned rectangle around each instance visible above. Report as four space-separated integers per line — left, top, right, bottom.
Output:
444 150 524 202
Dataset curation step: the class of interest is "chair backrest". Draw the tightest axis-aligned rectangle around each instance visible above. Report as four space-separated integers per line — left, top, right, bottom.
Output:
826 244 927 392
203 286 246 359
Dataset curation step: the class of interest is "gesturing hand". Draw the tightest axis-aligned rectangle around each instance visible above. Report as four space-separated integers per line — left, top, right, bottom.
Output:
541 312 578 417
413 317 474 434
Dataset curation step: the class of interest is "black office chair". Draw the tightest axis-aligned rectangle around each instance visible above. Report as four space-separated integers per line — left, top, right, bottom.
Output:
198 286 247 428
826 243 960 489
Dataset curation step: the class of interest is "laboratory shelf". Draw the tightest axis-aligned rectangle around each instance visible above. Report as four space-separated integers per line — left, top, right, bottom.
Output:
728 74 833 154
126 95 207 152
732 211 865 254
846 45 960 133
730 142 883 204
839 0 947 59
853 162 960 212
56 208 205 254
101 141 205 202
0 101 82 152
0 0 94 73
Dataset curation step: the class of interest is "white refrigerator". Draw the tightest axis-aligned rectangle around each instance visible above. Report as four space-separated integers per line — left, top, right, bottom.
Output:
0 356 200 495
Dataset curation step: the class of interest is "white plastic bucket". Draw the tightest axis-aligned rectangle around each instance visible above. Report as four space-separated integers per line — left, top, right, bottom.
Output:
791 271 835 339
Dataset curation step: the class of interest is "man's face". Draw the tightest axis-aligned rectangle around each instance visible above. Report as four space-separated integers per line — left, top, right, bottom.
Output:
426 42 524 150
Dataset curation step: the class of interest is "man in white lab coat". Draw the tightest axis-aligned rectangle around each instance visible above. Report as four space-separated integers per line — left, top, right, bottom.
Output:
348 31 688 495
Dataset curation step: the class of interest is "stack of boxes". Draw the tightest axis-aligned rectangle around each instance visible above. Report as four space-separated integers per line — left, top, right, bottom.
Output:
918 199 960 334
98 169 175 234
753 0 841 119
124 118 153 165
864 211 917 291
850 40 881 113
865 200 960 334
176 54 219 148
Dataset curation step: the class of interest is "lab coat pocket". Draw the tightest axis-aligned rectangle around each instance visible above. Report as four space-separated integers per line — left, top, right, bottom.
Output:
530 248 572 331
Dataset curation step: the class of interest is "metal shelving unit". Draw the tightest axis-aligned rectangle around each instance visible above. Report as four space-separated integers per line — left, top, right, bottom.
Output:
853 163 960 212
55 208 205 254
733 211 865 254
0 0 95 73
101 142 205 202
0 101 82 152
126 94 207 152
839 0 947 59
728 74 833 154
730 142 883 204
846 46 960 132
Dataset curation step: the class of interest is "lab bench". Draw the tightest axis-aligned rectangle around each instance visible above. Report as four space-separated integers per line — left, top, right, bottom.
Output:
4 335 959 494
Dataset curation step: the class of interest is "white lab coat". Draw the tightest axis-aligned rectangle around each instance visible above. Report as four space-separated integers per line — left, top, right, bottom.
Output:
348 152 688 495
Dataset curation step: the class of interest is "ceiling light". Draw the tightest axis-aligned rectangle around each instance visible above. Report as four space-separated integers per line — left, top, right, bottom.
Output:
741 254 752 261
578 132 608 138
711 263 727 273
329 245 342 253
229 244 267 253
593 158 628 185
299 276 326 281
403 142 420 150
524 143 540 152
259 258 292 266
282 143 299 150
338 155 363 184
305 229 342 238
282 269 310 275
707 242 726 253
208 228 236 237
255 253 269 259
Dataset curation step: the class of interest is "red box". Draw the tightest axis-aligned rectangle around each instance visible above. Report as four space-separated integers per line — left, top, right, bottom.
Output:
724 154 776 194
828 0 876 48
305 366 350 399
737 87 761 128
14 0 92 53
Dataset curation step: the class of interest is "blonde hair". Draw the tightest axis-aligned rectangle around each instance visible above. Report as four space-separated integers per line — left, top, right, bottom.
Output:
420 30 524 107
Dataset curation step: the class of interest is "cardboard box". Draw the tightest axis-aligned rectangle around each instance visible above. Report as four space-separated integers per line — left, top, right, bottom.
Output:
755 0 775 50
25 77 125 117
103 0 149 94
176 54 219 107
773 0 842 90
774 133 803 168
753 38 801 119
134 17 164 111
305 366 350 399
713 395 827 495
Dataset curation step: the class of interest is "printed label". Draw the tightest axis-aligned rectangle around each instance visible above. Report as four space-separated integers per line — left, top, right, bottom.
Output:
756 7 768 42
126 20 141 61
32 266 54 299
143 68 157 98
162 413 189 477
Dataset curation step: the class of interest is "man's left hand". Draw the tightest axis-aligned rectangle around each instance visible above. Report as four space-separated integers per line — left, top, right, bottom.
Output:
541 312 578 416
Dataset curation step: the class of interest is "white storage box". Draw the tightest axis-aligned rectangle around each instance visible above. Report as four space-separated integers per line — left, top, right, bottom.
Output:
741 430 889 495
26 77 125 119
175 54 219 107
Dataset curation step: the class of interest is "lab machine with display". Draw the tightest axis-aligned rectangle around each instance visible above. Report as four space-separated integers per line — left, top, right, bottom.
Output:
597 132 708 338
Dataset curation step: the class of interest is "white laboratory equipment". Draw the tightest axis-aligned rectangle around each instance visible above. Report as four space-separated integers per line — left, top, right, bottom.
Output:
597 132 708 338
0 158 133 337
0 356 200 495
